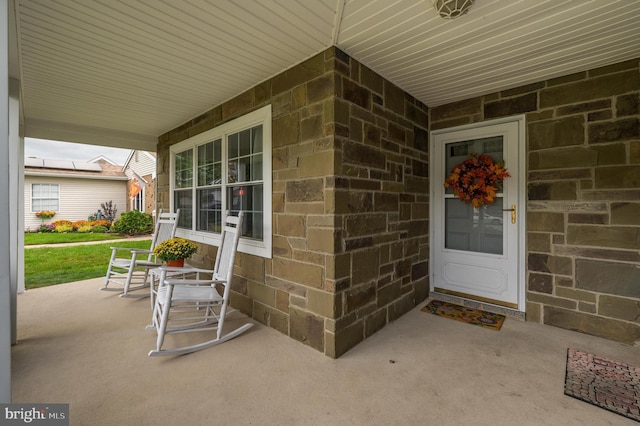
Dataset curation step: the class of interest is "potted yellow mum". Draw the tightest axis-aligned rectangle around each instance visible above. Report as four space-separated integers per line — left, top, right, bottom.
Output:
153 237 198 267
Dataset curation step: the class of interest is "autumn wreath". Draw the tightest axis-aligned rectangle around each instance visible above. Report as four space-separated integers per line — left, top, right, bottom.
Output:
444 153 510 208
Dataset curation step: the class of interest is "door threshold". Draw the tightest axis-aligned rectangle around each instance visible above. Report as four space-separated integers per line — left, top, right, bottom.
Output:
430 291 525 321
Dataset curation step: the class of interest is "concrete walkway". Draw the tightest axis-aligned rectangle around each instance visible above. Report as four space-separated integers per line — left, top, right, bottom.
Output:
11 278 639 425
25 235 153 249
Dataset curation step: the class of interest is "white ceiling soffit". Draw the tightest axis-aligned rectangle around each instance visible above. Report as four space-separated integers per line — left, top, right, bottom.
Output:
13 0 640 149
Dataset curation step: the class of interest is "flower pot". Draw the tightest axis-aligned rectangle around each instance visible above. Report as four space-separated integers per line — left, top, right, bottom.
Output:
166 258 185 267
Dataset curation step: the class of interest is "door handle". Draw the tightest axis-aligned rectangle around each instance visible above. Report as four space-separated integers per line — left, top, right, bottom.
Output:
502 205 516 224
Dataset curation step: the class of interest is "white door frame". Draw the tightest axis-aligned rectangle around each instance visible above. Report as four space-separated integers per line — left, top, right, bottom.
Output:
429 115 527 312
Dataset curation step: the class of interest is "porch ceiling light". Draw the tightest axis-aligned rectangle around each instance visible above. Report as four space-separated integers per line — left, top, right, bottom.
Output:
432 0 474 19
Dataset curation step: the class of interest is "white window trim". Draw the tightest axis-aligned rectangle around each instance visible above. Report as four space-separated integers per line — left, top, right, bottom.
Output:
31 183 59 213
169 105 272 259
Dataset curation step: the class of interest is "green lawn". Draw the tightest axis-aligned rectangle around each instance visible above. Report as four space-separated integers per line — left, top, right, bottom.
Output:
25 240 152 289
24 232 127 245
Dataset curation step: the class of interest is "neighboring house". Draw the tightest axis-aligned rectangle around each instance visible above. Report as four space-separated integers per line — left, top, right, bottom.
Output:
24 156 128 231
122 150 156 215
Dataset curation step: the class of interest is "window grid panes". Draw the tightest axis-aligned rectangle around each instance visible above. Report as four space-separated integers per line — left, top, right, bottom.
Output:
173 124 264 241
31 184 59 212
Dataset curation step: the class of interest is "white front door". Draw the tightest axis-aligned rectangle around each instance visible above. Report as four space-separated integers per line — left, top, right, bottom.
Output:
430 117 525 310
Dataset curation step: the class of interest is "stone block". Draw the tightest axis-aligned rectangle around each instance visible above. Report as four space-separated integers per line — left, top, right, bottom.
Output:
286 178 324 202
528 273 553 294
554 245 640 263
528 116 584 151
307 288 339 318
485 93 537 119
289 307 325 352
528 181 577 200
598 295 640 322
342 79 371 110
273 113 300 148
589 118 639 143
578 302 597 314
248 281 275 308
374 193 399 212
300 114 324 142
529 148 597 170
595 165 640 189
555 287 596 303
307 74 335 104
632 141 640 164
307 228 339 253
567 213 607 224
388 293 416 322
431 97 482 122
342 141 386 169
525 302 541 322
352 247 380 284
298 150 335 178
540 70 640 108
329 320 364 358
557 99 611 116
576 259 640 297
270 309 289 335
527 212 564 232
344 213 387 237
272 257 324 289
346 282 377 313
528 232 551 252
617 93 639 116
272 235 292 258
593 143 627 165
567 225 640 250
221 90 254 121
277 214 306 238
360 65 383 94
364 309 388 337
544 306 640 346
528 254 572 275
527 293 576 309
377 281 402 307
611 202 640 225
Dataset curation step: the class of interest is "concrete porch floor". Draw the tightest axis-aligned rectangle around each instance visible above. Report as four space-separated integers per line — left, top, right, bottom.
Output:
12 278 639 425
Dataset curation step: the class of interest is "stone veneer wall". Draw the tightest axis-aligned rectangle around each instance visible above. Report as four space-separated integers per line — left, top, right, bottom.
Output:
157 47 430 358
430 59 640 346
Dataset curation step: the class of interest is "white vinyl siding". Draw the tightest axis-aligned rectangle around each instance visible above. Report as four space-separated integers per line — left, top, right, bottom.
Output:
24 176 127 231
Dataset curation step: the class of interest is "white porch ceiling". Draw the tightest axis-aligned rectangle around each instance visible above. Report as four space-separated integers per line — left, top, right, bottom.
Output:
12 0 640 151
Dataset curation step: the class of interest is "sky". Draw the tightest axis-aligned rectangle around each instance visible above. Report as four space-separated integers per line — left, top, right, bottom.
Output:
24 138 132 165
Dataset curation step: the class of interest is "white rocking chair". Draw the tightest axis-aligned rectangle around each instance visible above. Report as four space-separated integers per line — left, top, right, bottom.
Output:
146 211 252 356
102 209 180 297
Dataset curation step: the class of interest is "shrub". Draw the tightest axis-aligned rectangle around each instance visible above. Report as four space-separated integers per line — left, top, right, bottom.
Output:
90 219 111 229
52 220 72 227
91 225 108 233
77 224 93 233
101 201 118 223
54 224 73 233
111 211 153 235
39 224 55 233
72 220 89 230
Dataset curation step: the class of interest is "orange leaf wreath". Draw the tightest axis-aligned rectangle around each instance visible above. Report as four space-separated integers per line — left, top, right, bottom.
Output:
444 153 510 208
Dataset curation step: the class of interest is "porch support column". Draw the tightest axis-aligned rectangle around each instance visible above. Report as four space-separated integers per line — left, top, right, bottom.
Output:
0 0 12 403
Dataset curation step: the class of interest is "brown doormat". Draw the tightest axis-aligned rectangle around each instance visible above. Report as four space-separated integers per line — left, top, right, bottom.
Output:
564 348 640 422
421 300 505 330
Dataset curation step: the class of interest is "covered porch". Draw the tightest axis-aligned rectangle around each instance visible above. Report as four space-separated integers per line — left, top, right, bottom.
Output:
12 277 639 425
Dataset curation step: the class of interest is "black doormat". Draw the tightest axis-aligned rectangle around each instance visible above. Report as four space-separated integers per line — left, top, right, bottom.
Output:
564 348 640 422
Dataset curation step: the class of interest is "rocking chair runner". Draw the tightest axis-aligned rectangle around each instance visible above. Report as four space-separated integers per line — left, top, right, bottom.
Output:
146 211 252 356
102 209 180 297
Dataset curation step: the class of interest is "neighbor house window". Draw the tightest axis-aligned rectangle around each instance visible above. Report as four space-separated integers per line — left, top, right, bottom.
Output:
132 189 144 212
170 105 272 258
31 183 59 212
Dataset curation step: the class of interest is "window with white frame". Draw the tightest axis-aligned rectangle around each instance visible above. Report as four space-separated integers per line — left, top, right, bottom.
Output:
31 183 59 212
132 188 144 212
170 105 272 258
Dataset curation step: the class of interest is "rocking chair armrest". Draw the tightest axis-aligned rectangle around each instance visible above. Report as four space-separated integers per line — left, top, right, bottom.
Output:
164 278 226 287
109 247 152 255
